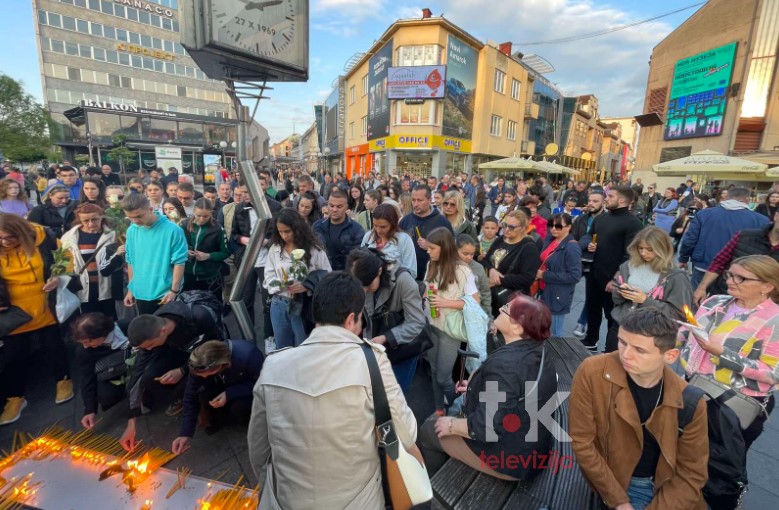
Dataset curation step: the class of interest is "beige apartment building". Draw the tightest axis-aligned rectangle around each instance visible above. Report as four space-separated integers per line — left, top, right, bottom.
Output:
341 12 538 179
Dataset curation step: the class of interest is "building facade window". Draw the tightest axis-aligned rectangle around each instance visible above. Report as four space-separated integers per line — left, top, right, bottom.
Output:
349 122 355 138
56 0 179 32
361 115 367 135
507 120 517 140
395 101 437 125
511 79 520 100
494 69 506 94
362 74 369 96
40 37 227 92
490 114 502 136
350 85 355 104
396 45 441 66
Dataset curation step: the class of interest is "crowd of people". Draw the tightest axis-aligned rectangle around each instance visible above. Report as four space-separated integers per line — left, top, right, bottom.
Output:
1 160 778 510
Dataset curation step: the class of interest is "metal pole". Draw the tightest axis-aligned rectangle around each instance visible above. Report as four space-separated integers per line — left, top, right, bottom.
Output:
227 90 272 341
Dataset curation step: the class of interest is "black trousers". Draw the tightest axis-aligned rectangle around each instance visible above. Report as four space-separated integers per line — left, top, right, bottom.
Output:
583 277 614 347
80 299 117 320
0 324 70 400
135 299 161 316
242 267 273 339
136 345 190 407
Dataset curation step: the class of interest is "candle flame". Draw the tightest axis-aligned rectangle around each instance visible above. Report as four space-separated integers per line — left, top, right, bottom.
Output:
683 305 699 326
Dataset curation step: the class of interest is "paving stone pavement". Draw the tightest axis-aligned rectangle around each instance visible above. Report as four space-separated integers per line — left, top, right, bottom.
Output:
1 279 776 508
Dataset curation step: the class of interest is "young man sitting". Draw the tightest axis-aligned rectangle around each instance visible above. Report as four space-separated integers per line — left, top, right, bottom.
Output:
569 308 708 510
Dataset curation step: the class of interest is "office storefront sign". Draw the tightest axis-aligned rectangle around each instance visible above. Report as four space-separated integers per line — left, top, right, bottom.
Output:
369 135 471 153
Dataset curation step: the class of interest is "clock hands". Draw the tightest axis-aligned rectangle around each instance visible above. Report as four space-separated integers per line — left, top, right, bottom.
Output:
240 0 284 11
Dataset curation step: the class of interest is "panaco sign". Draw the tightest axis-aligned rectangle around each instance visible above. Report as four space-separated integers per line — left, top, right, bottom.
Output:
387 66 446 99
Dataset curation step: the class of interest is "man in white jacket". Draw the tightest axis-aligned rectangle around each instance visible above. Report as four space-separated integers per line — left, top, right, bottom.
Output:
248 272 419 509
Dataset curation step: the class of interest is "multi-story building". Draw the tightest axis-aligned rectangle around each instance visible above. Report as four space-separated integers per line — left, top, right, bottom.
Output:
32 0 268 171
599 121 624 180
341 11 538 179
560 94 604 181
602 116 639 177
634 0 779 188
320 80 346 176
520 55 564 158
298 122 320 174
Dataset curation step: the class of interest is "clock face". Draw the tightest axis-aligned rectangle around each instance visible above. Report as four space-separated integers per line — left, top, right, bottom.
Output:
211 0 297 60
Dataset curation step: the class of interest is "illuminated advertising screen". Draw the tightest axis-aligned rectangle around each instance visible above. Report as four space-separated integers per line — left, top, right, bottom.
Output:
387 66 446 99
664 42 737 140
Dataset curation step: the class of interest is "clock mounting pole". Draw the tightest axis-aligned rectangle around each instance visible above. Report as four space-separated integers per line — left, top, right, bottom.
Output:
223 76 276 341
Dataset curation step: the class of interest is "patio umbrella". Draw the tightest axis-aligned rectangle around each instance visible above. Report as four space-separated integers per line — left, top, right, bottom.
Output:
653 149 768 176
534 160 579 175
478 155 541 171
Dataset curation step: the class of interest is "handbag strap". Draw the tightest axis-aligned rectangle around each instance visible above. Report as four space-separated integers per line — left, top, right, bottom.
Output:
360 342 397 510
75 236 113 276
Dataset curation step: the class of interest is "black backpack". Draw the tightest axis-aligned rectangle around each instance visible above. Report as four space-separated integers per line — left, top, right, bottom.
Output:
176 290 225 343
678 385 748 508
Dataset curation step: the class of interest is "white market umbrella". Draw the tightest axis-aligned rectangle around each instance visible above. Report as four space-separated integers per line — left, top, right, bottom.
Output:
479 155 542 171
653 149 768 176
535 160 579 175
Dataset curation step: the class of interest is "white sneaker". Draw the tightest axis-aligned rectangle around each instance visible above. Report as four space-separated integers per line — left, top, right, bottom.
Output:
573 324 587 338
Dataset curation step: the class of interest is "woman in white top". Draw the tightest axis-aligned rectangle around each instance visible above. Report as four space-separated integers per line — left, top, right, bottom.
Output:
263 208 331 349
360 203 417 278
424 227 480 415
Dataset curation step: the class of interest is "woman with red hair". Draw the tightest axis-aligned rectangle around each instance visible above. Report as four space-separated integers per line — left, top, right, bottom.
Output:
652 187 678 234
419 295 558 482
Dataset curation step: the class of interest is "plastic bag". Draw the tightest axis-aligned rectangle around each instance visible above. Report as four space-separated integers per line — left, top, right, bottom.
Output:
55 277 81 323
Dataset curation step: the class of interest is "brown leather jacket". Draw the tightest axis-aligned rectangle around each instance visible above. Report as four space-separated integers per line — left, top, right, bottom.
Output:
569 353 708 509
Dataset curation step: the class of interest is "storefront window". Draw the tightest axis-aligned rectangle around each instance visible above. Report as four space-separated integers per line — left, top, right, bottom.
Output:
150 119 176 141
204 124 227 146
395 102 436 125
177 121 204 144
446 153 468 175
396 152 433 176
89 112 122 142
120 115 140 139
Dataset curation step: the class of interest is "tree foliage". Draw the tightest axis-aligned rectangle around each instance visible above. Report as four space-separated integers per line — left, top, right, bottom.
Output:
0 74 52 162
106 134 136 174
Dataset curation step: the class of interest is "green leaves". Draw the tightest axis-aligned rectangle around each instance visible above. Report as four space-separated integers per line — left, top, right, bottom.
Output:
0 74 52 162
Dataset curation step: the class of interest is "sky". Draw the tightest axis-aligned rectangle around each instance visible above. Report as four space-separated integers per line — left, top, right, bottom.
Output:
0 0 705 143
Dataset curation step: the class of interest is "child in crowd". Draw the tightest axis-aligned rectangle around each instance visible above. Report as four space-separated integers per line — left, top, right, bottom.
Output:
456 234 491 317
478 216 499 261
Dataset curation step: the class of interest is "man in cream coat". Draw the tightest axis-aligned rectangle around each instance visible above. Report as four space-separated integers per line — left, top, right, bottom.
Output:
248 272 419 509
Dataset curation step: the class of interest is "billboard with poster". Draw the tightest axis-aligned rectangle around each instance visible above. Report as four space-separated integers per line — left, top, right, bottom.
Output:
443 36 478 139
664 42 737 140
155 146 183 176
387 66 446 99
368 41 393 141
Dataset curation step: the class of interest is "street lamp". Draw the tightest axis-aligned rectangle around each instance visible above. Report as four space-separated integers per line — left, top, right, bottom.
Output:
219 141 228 167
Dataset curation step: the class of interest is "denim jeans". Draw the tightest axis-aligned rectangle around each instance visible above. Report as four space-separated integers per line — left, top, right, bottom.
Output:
391 356 418 394
270 296 306 349
690 268 705 290
551 314 567 337
627 477 654 510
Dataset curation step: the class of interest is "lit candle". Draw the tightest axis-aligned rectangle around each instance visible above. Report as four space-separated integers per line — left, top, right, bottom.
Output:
683 305 699 327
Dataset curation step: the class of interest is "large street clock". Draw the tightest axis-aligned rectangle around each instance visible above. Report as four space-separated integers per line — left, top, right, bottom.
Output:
181 0 308 81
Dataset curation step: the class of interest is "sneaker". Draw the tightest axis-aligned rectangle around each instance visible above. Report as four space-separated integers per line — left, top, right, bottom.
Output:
55 378 74 404
584 344 599 354
573 324 587 338
165 399 184 417
0 398 28 426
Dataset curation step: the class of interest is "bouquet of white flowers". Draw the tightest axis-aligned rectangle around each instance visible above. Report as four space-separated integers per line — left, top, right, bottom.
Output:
269 249 308 289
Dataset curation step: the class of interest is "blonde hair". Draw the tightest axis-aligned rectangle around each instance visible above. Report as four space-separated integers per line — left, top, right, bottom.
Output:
503 210 529 230
188 340 231 369
399 192 413 216
731 255 779 303
444 190 467 228
627 226 674 273
0 213 38 259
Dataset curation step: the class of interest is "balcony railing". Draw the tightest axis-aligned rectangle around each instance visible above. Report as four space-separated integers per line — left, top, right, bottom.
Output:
524 102 540 119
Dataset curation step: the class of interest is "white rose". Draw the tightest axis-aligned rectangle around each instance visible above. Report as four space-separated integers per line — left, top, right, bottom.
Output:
169 210 180 220
291 249 306 261
61 239 75 251
107 194 119 205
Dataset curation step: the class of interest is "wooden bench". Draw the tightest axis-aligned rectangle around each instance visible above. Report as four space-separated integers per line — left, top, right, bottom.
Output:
431 336 600 510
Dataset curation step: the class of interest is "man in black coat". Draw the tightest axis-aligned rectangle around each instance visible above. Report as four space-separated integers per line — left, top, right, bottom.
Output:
582 186 643 352
120 299 224 451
